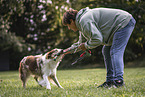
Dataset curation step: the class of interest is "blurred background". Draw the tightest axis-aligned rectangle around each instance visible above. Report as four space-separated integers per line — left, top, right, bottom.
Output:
0 0 145 71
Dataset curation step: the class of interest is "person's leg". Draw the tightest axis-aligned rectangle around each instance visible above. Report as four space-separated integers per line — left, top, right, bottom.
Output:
102 46 114 82
110 17 136 86
97 46 114 88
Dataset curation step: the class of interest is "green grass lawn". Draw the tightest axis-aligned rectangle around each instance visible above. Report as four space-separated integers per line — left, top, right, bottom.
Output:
0 68 145 97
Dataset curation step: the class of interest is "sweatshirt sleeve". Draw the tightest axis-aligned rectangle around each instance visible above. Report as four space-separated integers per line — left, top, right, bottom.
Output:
83 22 103 49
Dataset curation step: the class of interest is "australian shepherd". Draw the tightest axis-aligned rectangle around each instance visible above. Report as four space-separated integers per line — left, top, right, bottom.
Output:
19 48 64 90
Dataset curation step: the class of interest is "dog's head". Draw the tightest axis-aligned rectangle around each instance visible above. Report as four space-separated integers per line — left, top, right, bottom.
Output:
45 48 63 59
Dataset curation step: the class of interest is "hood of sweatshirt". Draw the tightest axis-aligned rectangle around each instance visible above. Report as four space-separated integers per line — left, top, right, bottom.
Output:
75 7 90 31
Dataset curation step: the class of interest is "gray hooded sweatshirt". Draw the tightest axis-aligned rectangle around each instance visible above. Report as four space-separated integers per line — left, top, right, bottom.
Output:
70 7 132 52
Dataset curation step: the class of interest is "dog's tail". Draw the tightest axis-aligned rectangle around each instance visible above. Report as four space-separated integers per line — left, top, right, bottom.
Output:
19 61 23 76
19 57 28 88
19 57 27 75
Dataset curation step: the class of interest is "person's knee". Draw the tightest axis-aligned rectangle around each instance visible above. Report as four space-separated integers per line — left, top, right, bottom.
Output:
110 49 119 56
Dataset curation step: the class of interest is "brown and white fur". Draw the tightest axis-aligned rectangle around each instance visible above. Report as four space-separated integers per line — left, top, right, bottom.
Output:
19 48 64 90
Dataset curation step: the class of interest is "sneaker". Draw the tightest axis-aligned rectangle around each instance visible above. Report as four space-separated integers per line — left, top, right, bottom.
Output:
97 81 114 88
113 80 125 88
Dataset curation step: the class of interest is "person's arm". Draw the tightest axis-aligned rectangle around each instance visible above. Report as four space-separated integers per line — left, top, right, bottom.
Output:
82 21 103 49
63 31 83 54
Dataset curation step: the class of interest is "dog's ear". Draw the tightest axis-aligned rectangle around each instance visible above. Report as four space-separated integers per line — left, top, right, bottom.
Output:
46 53 51 59
46 49 56 59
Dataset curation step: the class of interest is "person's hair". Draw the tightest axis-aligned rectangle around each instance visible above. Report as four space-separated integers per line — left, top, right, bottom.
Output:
62 8 78 26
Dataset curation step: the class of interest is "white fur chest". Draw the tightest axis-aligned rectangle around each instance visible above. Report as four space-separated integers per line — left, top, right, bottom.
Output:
41 54 62 76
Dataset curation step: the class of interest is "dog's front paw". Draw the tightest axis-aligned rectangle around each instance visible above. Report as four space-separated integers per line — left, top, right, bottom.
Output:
59 86 64 89
46 86 51 90
38 80 46 87
61 87 64 89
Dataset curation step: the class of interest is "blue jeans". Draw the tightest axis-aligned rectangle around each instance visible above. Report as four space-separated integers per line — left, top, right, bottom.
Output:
102 17 136 82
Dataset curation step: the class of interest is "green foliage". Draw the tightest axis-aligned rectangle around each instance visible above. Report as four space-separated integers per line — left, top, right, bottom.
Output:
0 68 145 96
0 0 26 52
0 19 26 52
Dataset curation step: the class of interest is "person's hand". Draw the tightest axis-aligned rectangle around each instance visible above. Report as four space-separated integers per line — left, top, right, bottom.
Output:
78 43 86 51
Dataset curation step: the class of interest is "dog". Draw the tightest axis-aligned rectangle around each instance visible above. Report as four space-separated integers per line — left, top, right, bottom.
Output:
19 48 64 90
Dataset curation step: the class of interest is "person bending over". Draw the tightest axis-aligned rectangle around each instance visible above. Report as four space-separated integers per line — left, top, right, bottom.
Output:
62 7 136 88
